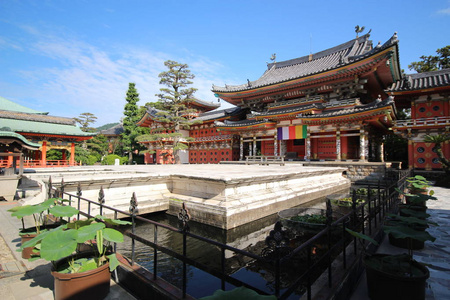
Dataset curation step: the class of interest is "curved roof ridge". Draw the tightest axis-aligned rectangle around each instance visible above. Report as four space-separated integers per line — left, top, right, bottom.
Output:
267 33 371 70
0 110 76 126
386 68 450 92
0 96 48 115
190 97 220 109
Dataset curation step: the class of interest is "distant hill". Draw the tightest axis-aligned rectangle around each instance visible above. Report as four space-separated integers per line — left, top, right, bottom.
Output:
96 122 119 132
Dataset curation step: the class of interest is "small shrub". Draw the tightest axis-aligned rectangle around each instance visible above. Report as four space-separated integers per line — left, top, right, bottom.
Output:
102 154 125 165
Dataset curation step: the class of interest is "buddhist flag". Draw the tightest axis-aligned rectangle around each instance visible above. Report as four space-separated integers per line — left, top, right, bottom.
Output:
277 125 307 140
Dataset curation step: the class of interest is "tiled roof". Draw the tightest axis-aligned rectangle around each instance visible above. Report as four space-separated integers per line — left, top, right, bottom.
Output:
195 107 242 121
0 96 48 114
0 130 41 149
0 118 95 137
299 97 395 119
387 69 450 92
212 32 399 93
249 98 361 118
250 103 322 118
0 110 76 125
99 123 123 135
214 119 274 128
190 98 220 110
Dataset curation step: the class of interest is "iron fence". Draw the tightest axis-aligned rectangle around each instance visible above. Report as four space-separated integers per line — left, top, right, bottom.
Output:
48 169 411 299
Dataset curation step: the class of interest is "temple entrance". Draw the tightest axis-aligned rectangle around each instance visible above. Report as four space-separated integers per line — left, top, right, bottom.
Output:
345 136 359 160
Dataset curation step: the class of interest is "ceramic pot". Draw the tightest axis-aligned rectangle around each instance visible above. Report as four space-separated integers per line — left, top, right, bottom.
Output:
364 254 429 300
52 253 110 300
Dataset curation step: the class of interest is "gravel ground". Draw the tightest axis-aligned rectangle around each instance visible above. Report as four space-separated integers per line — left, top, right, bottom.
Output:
0 234 15 263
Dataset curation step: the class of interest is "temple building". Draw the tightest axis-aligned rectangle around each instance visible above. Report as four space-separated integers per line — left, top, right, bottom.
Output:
137 31 449 170
388 69 450 170
0 96 95 168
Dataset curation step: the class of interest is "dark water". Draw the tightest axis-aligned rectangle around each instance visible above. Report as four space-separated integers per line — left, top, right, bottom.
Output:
116 196 328 299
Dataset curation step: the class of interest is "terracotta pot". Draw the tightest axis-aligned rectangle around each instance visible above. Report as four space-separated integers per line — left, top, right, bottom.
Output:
398 204 427 217
52 254 110 300
20 233 37 259
388 234 424 250
405 195 427 207
365 254 429 300
20 224 59 259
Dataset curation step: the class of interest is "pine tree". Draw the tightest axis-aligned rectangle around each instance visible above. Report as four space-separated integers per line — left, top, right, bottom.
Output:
136 60 199 164
121 83 142 164
74 112 97 132
408 45 450 73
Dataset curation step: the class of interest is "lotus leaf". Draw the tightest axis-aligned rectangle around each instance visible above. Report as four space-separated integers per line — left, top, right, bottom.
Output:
76 222 105 243
40 229 78 261
49 205 79 218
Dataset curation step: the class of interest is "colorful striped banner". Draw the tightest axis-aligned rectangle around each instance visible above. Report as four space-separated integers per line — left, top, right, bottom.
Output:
277 125 307 140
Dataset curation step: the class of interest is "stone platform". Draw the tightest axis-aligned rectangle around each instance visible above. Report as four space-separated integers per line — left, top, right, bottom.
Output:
23 164 350 229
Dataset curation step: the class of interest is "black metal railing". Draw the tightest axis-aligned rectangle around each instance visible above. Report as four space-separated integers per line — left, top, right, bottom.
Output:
47 169 411 299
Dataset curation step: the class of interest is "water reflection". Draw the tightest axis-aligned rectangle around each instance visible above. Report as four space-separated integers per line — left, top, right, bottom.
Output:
116 196 328 299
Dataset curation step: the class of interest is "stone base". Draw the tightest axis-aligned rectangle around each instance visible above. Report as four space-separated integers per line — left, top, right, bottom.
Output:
0 176 19 201
166 168 350 229
25 165 350 229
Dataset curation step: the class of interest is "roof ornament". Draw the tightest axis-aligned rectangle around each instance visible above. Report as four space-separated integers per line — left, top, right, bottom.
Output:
355 25 365 38
270 53 276 62
392 32 398 42
247 79 251 88
376 41 381 49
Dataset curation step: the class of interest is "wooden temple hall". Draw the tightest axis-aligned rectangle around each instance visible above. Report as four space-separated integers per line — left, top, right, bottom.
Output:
0 96 95 169
138 31 448 168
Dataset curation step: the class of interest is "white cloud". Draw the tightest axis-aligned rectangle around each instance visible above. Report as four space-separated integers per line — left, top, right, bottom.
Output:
6 25 237 125
437 6 450 15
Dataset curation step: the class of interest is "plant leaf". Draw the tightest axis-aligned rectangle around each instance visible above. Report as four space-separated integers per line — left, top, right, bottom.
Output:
76 222 105 243
107 253 119 272
103 228 124 243
40 229 78 261
96 215 131 226
383 225 436 242
50 205 79 218
345 228 379 245
67 219 93 229
20 225 66 250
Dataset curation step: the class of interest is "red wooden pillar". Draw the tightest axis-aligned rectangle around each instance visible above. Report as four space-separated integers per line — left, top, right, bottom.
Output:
312 138 318 159
41 141 47 167
69 142 75 166
7 154 13 168
341 135 348 160
408 139 414 169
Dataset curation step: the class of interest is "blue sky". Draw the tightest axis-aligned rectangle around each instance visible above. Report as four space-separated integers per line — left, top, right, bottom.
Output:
1 0 449 126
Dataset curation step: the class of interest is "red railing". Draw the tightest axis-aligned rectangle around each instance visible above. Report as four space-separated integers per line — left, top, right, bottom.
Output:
394 116 450 128
0 159 72 168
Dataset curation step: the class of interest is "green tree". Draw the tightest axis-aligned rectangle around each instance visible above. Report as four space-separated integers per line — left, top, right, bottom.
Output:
86 134 109 160
73 112 98 132
121 83 143 164
408 45 450 73
136 60 199 164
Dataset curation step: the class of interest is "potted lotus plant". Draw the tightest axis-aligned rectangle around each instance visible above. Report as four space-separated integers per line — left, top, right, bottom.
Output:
8 198 68 258
406 175 433 195
346 203 436 300
21 205 130 300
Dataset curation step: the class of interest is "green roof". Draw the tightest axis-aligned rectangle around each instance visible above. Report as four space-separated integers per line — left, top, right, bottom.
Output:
0 131 41 149
0 118 95 137
0 96 48 114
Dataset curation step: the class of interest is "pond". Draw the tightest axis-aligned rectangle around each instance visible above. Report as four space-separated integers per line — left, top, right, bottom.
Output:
116 196 329 299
